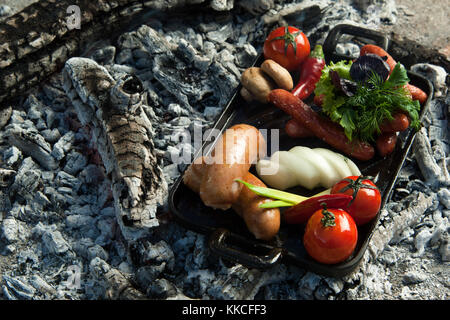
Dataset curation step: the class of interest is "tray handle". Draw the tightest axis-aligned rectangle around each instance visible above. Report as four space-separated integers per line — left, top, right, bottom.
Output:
208 228 283 269
323 24 390 63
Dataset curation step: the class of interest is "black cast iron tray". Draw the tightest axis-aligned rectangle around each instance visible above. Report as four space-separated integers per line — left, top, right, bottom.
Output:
168 25 434 277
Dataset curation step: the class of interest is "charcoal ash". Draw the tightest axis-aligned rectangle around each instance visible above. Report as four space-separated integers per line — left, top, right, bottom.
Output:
0 168 16 188
411 64 448 97
4 123 58 171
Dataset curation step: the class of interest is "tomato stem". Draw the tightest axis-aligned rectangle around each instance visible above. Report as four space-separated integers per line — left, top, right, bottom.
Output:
270 26 302 56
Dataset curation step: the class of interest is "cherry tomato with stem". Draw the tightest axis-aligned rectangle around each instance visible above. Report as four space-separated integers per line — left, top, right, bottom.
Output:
263 26 310 72
331 176 381 226
303 205 358 264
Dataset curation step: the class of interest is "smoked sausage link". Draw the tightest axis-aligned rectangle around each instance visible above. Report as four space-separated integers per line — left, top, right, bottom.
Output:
285 118 314 138
405 83 428 104
376 132 397 157
232 173 280 240
269 89 375 161
182 156 206 194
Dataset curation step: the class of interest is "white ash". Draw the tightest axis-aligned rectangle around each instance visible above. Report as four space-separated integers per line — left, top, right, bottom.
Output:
4 123 59 171
0 0 448 301
0 107 12 130
411 64 448 97
0 168 15 188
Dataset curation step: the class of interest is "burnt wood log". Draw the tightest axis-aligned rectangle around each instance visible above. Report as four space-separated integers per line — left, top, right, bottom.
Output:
0 0 213 108
63 56 167 241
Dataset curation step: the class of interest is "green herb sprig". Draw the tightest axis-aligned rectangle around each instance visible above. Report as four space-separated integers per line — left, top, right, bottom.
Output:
315 62 421 142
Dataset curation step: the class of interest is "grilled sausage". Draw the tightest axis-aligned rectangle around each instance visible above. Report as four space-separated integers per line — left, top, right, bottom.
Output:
199 124 266 210
183 157 280 240
379 112 410 133
405 83 428 104
269 89 375 161
285 118 314 138
376 132 397 157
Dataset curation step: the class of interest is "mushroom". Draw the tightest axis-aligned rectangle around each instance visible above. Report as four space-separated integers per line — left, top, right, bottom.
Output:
240 87 254 102
261 59 293 90
240 67 276 103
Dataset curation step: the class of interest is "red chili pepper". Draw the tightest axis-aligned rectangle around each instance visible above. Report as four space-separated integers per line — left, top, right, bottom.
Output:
291 44 326 100
283 194 353 224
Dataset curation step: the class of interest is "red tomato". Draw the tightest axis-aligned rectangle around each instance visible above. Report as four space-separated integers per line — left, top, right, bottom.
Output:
303 207 358 264
331 176 381 226
263 26 310 72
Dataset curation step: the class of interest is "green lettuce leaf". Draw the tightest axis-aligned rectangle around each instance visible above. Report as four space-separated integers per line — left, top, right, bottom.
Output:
314 60 353 125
